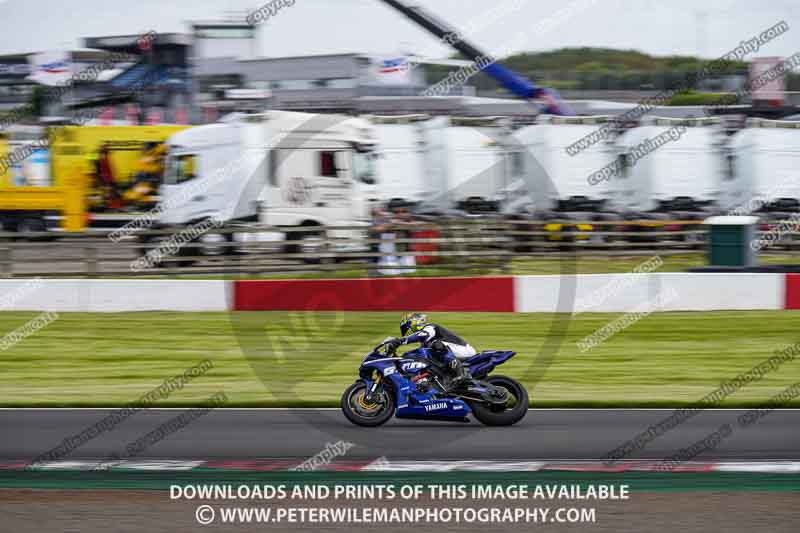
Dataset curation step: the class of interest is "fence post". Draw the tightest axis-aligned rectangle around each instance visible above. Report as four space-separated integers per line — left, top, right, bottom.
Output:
322 225 331 265
0 247 10 278
500 220 513 273
86 242 98 277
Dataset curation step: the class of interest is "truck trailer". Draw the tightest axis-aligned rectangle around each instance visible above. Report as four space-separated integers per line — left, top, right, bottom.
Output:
728 117 800 212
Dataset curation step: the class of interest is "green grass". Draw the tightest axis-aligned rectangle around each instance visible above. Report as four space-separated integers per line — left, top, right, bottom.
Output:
1 310 799 407
139 253 800 279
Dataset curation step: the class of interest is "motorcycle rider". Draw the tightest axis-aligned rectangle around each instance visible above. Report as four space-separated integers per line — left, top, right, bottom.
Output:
386 312 477 390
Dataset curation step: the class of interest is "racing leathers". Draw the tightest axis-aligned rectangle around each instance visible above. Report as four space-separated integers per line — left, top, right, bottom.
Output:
392 323 477 389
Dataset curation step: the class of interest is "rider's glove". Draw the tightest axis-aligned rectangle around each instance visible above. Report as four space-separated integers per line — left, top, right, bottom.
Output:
386 337 403 352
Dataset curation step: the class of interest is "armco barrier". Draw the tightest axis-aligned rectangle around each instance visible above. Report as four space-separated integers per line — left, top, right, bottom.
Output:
233 277 516 312
235 274 785 313
514 274 652 313
785 274 800 310
0 275 793 312
0 280 230 312
514 273 783 313
656 273 783 311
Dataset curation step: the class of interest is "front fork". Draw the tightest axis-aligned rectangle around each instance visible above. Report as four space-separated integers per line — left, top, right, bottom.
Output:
362 375 382 403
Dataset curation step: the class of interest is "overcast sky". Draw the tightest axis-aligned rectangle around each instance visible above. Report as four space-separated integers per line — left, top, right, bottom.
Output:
1 0 799 61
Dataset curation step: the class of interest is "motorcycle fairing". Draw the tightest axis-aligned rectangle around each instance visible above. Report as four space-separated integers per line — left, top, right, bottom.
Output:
359 354 471 419
464 350 516 378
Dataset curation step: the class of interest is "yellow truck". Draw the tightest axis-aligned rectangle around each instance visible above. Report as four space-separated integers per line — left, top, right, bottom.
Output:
0 125 189 232
0 134 10 187
50 125 187 186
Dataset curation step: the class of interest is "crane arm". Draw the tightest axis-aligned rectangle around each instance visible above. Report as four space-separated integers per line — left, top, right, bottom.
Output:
378 0 571 115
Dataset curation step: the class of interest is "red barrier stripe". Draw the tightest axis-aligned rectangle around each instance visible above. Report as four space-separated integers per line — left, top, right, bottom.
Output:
785 274 800 310
234 277 515 312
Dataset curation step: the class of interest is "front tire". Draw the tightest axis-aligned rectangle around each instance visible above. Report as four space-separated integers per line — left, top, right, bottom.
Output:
341 381 395 427
468 375 528 426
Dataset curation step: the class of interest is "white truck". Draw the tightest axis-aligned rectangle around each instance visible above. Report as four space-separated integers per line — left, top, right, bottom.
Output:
612 116 730 213
511 115 619 212
728 118 800 211
158 111 379 252
368 115 435 206
367 115 519 212
421 116 518 211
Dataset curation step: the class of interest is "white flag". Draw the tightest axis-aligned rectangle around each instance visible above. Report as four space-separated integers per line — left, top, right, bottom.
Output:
27 50 72 86
371 55 412 86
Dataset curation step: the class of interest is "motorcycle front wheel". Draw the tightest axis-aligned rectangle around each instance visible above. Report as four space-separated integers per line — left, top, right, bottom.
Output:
341 381 395 427
468 375 528 426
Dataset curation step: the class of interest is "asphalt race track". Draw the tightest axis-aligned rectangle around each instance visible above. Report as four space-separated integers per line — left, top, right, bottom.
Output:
1 408 799 462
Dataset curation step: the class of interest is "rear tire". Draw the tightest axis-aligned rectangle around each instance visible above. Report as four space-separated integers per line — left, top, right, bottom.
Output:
468 375 528 426
341 381 394 427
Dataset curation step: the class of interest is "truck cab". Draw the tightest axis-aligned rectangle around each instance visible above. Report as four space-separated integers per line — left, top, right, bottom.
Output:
259 114 378 230
159 111 379 249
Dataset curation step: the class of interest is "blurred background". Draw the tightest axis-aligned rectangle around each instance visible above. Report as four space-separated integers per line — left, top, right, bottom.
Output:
1 0 799 277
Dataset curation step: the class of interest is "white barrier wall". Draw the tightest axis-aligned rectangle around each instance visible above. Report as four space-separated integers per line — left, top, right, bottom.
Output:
0 280 231 312
513 274 655 313
514 273 784 313
654 273 783 311
0 275 787 313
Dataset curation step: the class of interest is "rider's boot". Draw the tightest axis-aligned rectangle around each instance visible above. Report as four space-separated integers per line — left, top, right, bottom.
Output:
446 359 473 392
446 360 506 404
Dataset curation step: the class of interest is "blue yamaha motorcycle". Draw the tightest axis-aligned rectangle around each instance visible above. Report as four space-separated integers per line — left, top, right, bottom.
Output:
341 340 528 427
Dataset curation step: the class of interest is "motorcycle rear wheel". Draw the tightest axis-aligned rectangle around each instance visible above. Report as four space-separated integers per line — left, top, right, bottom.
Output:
341 381 395 427
468 375 528 426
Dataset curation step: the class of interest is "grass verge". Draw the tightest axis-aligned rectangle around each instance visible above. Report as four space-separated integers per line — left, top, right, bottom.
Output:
137 252 800 279
0 310 799 407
